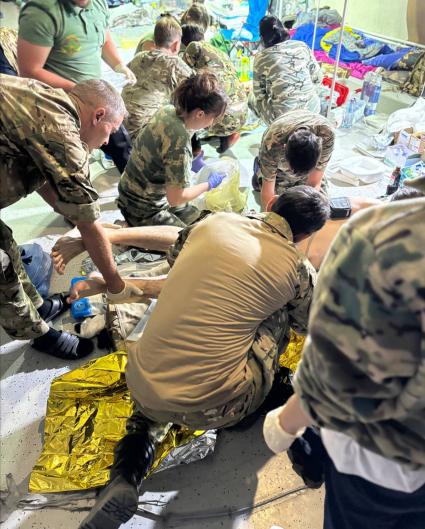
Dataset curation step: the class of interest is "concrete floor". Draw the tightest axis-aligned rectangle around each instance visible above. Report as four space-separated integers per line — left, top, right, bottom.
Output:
0 1 417 528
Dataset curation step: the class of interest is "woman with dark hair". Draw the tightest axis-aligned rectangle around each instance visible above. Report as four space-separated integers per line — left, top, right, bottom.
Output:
252 15 323 125
117 71 228 227
182 23 248 153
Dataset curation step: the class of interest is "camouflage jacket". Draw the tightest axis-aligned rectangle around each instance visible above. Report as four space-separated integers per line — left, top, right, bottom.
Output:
122 50 193 140
0 75 99 223
117 105 192 224
0 27 18 73
253 40 323 125
294 195 425 466
259 109 334 192
183 41 248 136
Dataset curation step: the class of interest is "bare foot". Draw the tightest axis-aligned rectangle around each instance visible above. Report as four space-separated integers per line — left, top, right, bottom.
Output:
52 236 86 274
67 274 106 302
51 223 122 274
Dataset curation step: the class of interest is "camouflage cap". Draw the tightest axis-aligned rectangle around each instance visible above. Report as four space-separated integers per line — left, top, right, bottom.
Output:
405 174 425 192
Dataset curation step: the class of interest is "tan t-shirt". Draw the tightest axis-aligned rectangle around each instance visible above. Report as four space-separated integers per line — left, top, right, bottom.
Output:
126 212 310 413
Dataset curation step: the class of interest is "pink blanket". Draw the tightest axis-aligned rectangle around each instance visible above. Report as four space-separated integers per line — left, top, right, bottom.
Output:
314 50 376 79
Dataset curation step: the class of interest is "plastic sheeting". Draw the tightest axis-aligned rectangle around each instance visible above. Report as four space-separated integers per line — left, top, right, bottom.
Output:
29 352 216 494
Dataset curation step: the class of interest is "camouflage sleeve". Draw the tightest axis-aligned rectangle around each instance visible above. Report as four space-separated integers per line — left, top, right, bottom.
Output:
161 129 192 188
258 125 281 182
308 48 323 85
171 59 194 90
167 210 213 266
286 256 316 335
18 4 55 47
182 41 202 69
252 55 269 119
29 129 99 223
314 124 335 171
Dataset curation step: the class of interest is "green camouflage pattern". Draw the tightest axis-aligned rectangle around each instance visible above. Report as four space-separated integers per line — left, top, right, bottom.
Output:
259 109 334 193
0 27 18 73
0 219 49 340
136 210 316 429
183 41 248 136
252 40 322 126
0 75 99 223
294 197 425 466
122 50 193 140
117 105 193 226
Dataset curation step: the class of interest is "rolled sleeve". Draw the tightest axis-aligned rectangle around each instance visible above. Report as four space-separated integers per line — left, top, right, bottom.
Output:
315 125 335 171
28 129 99 223
18 5 55 47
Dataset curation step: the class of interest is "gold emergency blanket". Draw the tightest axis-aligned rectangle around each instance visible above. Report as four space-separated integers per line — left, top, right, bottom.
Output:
279 330 306 373
29 352 207 494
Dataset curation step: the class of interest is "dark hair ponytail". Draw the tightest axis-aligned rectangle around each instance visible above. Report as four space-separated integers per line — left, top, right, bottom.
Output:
259 15 290 48
172 70 228 117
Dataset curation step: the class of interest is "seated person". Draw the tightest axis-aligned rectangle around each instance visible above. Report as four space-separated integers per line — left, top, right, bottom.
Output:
70 186 330 529
117 71 228 228
254 109 335 208
0 27 18 76
251 16 322 125
122 15 193 140
182 24 248 153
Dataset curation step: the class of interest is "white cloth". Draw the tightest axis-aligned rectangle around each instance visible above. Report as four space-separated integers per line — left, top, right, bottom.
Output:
322 428 425 493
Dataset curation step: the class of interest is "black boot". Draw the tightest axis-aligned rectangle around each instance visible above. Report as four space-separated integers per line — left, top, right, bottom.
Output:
79 429 155 529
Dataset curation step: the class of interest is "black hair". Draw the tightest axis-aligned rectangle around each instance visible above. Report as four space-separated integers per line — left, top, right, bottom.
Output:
286 129 322 174
259 15 290 48
181 24 205 47
181 3 210 32
390 186 424 201
271 185 330 237
172 71 228 117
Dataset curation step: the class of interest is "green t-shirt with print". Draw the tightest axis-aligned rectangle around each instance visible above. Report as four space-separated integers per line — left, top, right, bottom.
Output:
19 0 109 83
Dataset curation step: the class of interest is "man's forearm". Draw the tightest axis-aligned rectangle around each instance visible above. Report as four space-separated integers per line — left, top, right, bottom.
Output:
278 394 313 435
78 222 124 293
306 169 324 189
23 66 75 90
102 30 122 69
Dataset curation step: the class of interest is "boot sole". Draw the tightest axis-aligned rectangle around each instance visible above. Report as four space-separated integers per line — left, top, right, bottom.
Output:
80 485 138 529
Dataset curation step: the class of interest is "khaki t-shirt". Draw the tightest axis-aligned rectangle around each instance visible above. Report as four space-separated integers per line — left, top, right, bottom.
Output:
126 212 309 413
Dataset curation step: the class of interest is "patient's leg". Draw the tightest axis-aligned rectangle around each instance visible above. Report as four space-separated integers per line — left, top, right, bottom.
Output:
52 224 181 274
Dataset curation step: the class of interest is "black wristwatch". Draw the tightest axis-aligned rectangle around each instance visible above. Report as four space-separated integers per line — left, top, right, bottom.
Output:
329 197 352 219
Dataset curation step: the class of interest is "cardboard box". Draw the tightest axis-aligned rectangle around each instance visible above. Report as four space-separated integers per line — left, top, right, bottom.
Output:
396 128 425 153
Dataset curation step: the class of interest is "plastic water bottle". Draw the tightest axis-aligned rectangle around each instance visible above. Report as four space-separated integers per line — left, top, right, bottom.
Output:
342 97 356 128
364 73 382 116
360 71 373 101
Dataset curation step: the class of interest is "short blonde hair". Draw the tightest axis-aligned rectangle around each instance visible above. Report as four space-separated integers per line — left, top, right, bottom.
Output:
154 15 182 48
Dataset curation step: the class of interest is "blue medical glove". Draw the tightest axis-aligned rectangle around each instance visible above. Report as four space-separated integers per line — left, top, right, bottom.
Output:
207 172 226 190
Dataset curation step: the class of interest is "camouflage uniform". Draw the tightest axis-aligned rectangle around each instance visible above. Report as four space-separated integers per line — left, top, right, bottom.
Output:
128 211 316 430
0 75 99 339
122 50 193 140
117 105 200 227
252 40 323 125
259 109 335 194
183 41 248 137
134 29 154 56
0 27 18 74
294 186 425 466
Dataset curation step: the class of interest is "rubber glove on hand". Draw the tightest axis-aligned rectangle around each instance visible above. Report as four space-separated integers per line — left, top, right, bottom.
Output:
263 405 306 454
207 172 226 190
114 63 137 85
107 281 145 304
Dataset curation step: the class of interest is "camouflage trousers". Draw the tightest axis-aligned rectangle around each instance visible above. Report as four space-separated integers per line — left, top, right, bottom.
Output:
121 203 201 228
130 307 290 432
208 100 248 137
0 219 49 339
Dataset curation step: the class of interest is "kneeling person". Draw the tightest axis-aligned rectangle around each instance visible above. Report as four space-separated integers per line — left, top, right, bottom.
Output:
79 186 330 529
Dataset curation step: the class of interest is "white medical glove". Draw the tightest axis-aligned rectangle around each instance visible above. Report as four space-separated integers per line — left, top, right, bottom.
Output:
263 405 306 454
113 63 137 85
106 281 145 304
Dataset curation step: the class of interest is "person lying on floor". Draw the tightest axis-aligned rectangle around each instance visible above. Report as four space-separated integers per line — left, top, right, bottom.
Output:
122 15 193 141
117 71 229 228
52 190 420 276
68 186 330 529
181 23 248 154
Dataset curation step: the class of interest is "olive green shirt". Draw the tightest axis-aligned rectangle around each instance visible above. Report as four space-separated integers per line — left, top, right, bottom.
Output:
0 75 99 223
18 0 109 83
